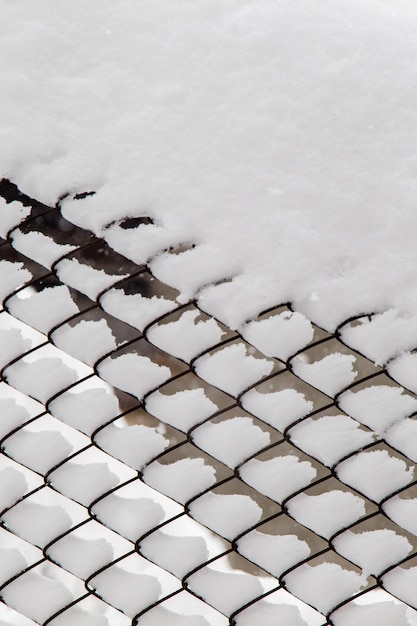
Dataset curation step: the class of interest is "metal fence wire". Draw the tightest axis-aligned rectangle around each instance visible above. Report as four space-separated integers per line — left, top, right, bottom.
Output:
1 179 417 626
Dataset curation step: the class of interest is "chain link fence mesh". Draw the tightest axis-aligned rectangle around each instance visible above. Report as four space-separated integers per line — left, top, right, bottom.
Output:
1 179 417 625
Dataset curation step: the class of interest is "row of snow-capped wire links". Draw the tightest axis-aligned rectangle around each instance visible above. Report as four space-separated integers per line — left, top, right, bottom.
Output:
1 183 417 624
0 188 331 626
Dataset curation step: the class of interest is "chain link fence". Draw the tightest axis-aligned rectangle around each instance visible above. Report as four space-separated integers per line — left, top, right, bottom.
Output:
1 179 417 625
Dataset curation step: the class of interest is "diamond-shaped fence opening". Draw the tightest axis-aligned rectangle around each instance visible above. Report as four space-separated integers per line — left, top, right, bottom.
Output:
1 179 417 626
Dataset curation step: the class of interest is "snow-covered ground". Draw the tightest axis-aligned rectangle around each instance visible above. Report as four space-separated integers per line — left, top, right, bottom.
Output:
2 0 417 330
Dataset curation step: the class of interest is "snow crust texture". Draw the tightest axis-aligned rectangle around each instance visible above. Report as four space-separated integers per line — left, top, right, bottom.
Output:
1 186 417 626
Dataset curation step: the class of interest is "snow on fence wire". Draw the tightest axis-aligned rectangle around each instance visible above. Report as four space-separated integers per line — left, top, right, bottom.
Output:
1 179 417 626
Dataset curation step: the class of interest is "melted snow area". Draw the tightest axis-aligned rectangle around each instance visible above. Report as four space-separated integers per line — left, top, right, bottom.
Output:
1 1 417 625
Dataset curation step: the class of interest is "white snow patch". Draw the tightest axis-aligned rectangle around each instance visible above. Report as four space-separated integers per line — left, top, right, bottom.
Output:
2 571 74 624
0 397 31 439
141 531 209 578
96 423 169 470
195 344 274 396
383 496 417 537
11 230 76 268
3 501 72 547
8 285 79 334
50 462 119 506
383 566 417 610
388 352 417 394
239 455 316 503
289 414 375 466
189 492 262 541
237 530 310 578
47 534 114 579
49 384 120 435
236 601 309 626
93 494 164 542
53 319 117 366
285 563 366 615
143 458 216 504
241 311 314 361
0 467 28 511
0 261 32 303
0 199 31 238
0 548 27 586
241 388 313 431
147 309 224 362
55 257 127 301
138 605 210 626
3 429 72 474
0 328 31 369
287 491 366 539
336 450 414 502
187 567 264 616
145 388 218 431
100 288 176 332
98 353 171 400
291 353 357 397
338 385 417 435
385 418 417 462
340 310 417 366
5 356 79 404
334 529 412 577
192 417 270 468
333 599 412 626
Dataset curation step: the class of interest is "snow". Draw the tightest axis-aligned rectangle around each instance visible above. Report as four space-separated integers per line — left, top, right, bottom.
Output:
143 458 216 504
0 467 28 511
95 423 168 471
98 353 171 400
0 328 31 369
49 384 121 435
140 530 209 578
2 500 72 547
100 288 176 332
336 450 414 502
55 258 128 301
0 397 31 440
239 455 316 503
388 352 417 394
237 530 310 578
241 388 313 431
139 606 210 626
195 344 274 396
383 496 417 537
189 492 262 541
241 311 314 361
52 319 117 366
291 353 357 397
8 285 79 334
333 599 413 626
0 548 27 586
5 356 79 404
187 566 264 616
384 418 417 462
10 230 76 269
289 414 375 467
340 310 417 366
47 534 114 579
1 570 74 624
333 529 412 577
90 565 162 617
191 417 270 468
145 388 218 432
383 566 417 610
147 309 224 362
287 491 366 539
49 461 120 506
0 199 31 238
0 261 32 303
284 563 366 615
92 494 165 542
236 601 309 626
338 385 417 435
3 428 72 474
